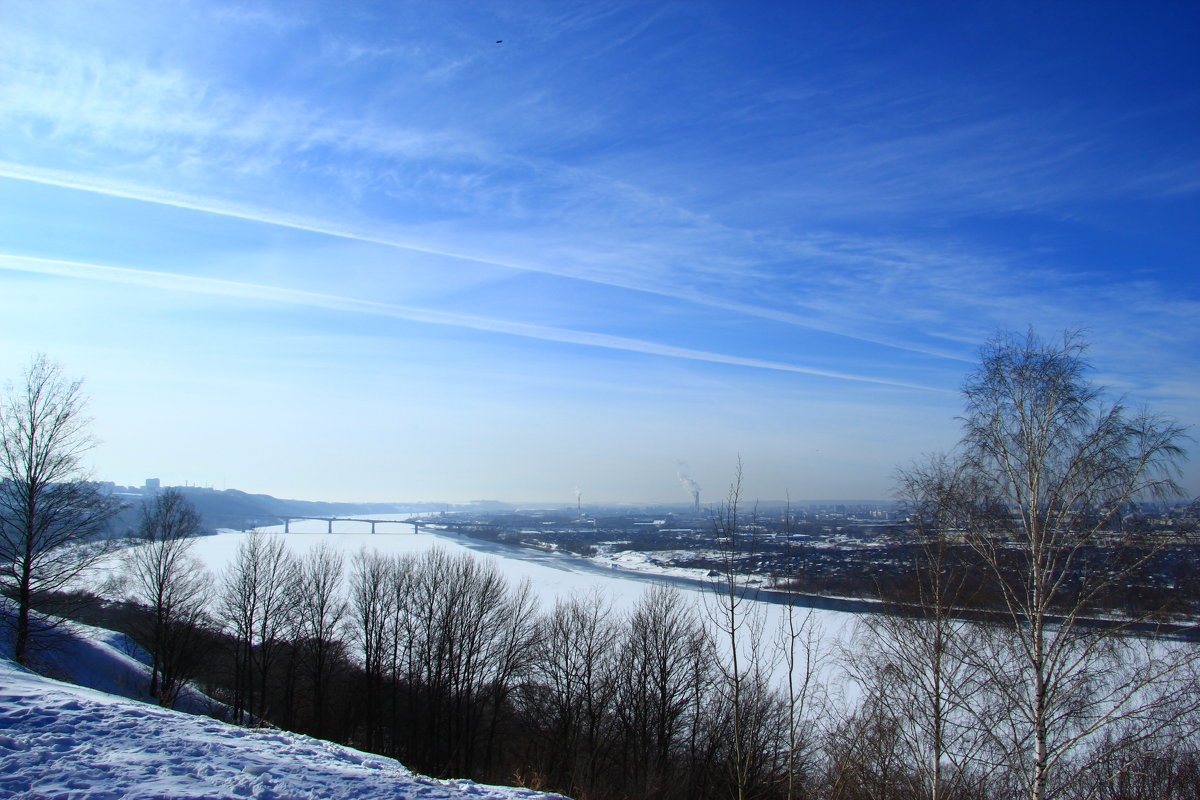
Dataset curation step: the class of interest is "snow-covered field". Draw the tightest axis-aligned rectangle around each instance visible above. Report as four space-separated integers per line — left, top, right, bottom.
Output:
592 545 768 586
0 611 566 800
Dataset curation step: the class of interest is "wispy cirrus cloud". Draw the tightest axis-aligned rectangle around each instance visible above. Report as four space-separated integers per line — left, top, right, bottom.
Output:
2 1 1195 384
0 159 981 364
0 253 945 391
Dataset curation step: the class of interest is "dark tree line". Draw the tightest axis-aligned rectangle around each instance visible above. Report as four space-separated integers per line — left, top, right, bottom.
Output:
200 536 768 798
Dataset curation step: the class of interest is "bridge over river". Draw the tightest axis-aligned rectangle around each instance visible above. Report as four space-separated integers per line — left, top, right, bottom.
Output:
280 517 428 535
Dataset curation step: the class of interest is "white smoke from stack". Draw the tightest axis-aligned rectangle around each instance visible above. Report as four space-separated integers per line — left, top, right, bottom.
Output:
676 465 701 513
574 486 582 513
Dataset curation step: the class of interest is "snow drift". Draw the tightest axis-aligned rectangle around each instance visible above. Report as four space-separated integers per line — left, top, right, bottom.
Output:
0 612 565 800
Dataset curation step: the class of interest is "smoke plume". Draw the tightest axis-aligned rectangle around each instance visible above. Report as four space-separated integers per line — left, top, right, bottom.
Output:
676 462 701 509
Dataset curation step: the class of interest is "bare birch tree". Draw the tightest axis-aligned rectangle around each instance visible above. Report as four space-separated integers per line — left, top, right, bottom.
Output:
911 329 1197 800
0 355 121 664
844 454 999 800
707 458 771 800
775 494 829 800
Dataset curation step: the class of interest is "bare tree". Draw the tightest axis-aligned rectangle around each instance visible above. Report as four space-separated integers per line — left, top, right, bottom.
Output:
219 530 298 723
775 591 827 800
842 454 997 800
823 690 920 800
384 551 416 758
0 355 121 664
349 548 396 751
124 487 212 705
707 458 771 800
527 589 621 793
776 493 829 800
294 541 347 738
844 611 992 800
614 584 713 798
386 547 539 778
911 329 1198 800
479 575 540 780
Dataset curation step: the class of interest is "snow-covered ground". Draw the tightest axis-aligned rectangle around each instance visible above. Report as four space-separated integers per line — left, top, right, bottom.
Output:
592 546 771 584
0 607 222 719
0 611 565 800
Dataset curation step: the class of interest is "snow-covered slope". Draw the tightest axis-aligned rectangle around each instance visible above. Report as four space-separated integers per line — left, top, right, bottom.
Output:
0 619 565 800
0 609 222 719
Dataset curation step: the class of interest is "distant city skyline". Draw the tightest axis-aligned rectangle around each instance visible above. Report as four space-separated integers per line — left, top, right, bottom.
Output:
1 2 1197 503
101 477 911 509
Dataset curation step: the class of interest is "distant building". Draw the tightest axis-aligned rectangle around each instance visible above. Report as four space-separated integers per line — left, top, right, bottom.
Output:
144 478 160 490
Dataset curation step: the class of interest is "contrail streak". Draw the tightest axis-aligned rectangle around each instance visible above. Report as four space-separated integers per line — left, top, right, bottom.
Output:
0 161 970 363
0 253 947 391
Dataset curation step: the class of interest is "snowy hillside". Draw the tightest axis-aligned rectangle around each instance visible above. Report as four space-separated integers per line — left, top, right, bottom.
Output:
0 619 565 800
0 605 222 719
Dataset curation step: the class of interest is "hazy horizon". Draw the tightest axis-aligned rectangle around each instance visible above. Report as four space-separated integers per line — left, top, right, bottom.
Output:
100 477 909 509
2 2 1197 504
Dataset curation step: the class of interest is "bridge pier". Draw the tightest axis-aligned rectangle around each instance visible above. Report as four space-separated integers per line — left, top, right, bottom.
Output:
284 518 290 533
370 521 376 534
327 518 333 534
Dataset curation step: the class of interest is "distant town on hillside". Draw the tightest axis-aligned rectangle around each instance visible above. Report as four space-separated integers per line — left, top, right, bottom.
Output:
99 480 1200 619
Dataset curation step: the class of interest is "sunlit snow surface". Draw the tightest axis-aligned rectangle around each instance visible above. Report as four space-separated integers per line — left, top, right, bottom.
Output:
0 618 565 800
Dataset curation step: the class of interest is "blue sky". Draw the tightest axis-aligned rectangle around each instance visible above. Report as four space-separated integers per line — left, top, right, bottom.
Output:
1 1 1197 504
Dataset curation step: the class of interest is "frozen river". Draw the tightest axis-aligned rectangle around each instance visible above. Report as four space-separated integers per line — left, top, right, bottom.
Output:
173 521 864 695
